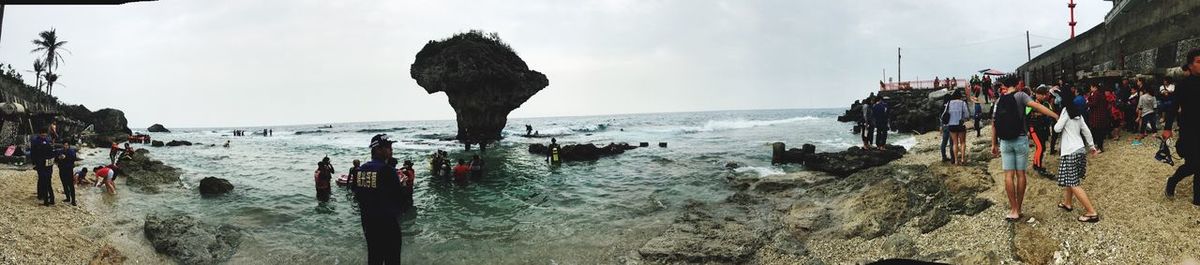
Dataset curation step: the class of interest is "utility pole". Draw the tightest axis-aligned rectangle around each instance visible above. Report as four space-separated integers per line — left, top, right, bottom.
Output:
897 47 901 82
1026 30 1032 62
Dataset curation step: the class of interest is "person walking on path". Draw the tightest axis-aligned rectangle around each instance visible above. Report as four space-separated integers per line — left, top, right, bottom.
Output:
1053 88 1101 222
1165 49 1200 205
942 92 970 164
940 96 956 162
991 75 1059 221
353 134 404 264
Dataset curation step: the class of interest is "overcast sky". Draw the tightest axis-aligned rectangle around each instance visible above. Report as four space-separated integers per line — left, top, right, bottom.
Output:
0 0 1111 128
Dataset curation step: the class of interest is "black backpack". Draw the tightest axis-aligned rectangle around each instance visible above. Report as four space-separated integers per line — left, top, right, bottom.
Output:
993 93 1024 140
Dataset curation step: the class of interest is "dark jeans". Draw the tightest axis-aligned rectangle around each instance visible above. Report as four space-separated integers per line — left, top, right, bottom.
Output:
36 168 53 204
59 169 75 204
1166 160 1200 204
1092 126 1110 151
1165 110 1178 130
361 212 402 264
940 126 954 159
875 127 889 147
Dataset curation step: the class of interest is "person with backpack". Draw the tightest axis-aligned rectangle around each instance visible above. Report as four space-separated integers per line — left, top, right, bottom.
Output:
942 92 970 164
940 95 956 162
1165 49 1200 205
1053 88 1102 223
991 75 1059 222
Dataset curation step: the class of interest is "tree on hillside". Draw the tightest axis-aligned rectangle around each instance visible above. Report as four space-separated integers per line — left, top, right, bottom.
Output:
44 72 59 96
30 28 67 95
30 60 45 90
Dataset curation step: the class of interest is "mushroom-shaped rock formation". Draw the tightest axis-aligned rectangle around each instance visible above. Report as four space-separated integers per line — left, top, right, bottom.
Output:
410 30 549 146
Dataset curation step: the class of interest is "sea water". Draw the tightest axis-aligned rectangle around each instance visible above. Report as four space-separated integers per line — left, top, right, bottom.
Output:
105 109 914 264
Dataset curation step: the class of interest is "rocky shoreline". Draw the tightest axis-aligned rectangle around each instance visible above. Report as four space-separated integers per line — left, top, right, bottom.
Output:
628 120 1200 264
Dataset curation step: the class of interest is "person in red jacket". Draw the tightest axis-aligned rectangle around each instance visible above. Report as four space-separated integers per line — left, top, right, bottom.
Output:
452 159 470 184
398 160 415 211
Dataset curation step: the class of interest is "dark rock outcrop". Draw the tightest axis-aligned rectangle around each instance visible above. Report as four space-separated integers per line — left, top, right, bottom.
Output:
837 89 946 134
165 140 192 147
198 177 233 196
150 140 164 147
121 149 182 187
293 130 328 135
410 30 549 145
828 163 993 239
772 143 907 177
90 108 133 145
143 213 242 265
527 143 637 161
147 124 170 133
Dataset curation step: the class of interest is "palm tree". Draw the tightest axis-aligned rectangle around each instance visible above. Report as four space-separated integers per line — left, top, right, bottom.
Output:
31 60 44 90
44 73 59 96
30 28 68 73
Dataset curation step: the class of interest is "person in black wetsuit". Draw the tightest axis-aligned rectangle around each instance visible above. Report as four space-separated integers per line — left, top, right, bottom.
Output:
55 142 80 206
31 130 54 206
353 134 404 264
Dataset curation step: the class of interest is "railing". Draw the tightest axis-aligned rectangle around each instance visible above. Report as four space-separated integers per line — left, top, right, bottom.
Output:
880 78 967 91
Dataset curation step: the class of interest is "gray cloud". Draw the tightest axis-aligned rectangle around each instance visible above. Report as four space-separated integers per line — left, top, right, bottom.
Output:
0 0 1110 128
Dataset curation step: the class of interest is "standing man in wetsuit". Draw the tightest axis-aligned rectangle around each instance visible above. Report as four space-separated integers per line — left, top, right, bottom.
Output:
55 142 80 206
31 129 54 206
354 134 404 264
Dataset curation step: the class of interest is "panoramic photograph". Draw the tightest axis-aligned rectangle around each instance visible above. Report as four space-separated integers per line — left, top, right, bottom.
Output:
0 0 1198 264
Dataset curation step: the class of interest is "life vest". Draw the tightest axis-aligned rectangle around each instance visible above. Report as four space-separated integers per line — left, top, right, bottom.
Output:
550 146 561 163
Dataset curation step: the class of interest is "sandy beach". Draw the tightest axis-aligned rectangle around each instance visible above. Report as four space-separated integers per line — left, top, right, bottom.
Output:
0 148 155 265
803 125 1200 264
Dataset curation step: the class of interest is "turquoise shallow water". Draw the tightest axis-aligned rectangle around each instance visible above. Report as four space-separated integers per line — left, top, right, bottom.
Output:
107 109 914 264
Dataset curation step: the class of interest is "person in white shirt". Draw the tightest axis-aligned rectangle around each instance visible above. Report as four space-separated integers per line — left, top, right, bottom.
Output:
1053 88 1101 223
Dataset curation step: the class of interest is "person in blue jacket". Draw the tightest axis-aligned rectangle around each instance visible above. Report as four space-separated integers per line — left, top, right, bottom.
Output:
353 134 404 264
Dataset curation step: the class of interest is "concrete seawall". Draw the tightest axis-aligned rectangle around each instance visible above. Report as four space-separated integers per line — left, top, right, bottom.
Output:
1018 0 1200 83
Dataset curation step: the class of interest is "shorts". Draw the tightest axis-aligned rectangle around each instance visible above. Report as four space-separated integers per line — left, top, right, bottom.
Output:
998 137 1029 171
948 125 966 132
1057 150 1087 187
1141 113 1159 133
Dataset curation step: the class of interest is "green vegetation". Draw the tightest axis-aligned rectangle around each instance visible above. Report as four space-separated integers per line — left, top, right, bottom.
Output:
30 28 68 96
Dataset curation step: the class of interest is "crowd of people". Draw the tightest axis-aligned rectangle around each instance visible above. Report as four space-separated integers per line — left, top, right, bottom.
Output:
912 48 1200 224
28 126 129 207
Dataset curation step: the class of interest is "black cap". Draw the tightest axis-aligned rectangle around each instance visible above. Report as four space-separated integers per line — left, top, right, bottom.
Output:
370 134 396 149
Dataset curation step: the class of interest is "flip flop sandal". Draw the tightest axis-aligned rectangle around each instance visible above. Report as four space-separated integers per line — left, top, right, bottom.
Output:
1078 215 1100 223
1057 203 1074 212
1004 214 1022 222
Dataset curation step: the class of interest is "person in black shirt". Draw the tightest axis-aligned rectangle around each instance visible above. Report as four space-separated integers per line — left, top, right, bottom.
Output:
31 130 54 206
55 142 80 206
354 134 403 264
1166 49 1200 205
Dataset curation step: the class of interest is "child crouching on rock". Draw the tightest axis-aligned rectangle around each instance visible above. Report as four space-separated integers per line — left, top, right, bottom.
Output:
1053 88 1101 223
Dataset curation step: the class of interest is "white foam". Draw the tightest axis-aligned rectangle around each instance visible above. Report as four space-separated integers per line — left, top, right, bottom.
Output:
893 135 918 150
734 166 785 177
